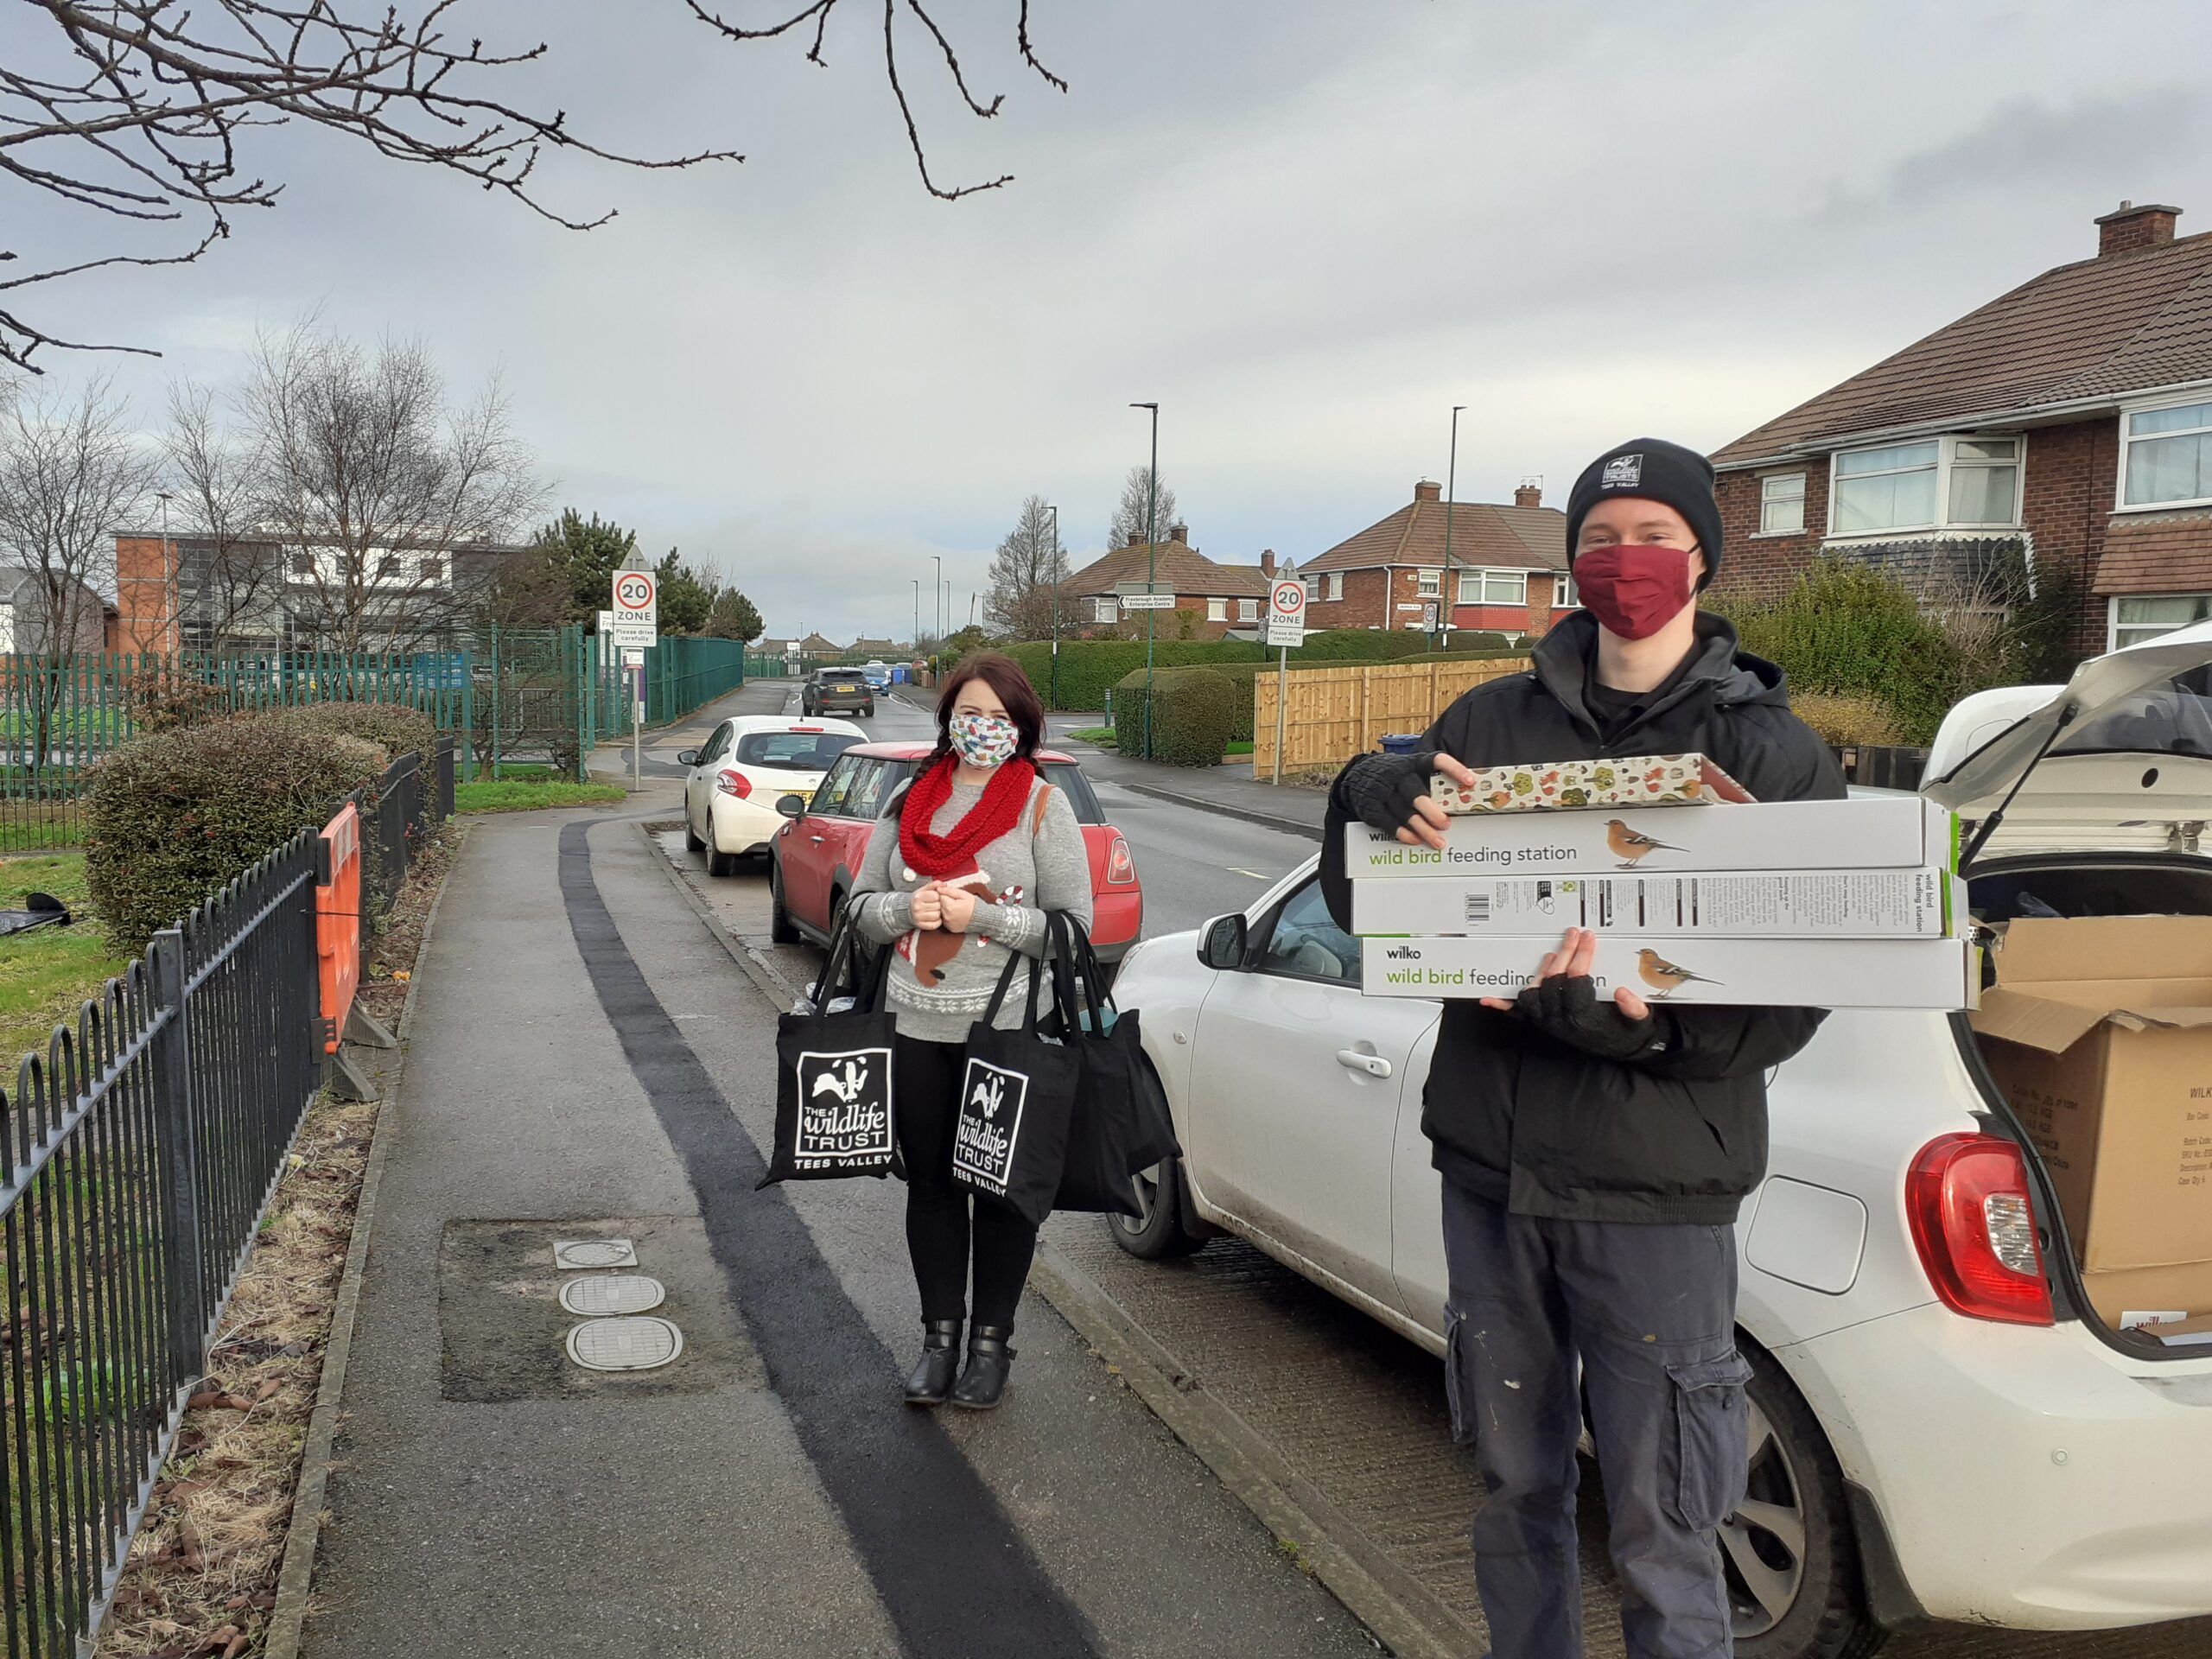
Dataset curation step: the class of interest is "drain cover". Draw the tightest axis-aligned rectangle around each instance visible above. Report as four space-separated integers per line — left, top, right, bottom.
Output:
558 1274 667 1316
566 1315 683 1372
552 1238 638 1270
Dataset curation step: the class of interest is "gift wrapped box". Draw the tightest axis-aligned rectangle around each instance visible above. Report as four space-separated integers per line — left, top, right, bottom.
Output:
1429 753 1753 815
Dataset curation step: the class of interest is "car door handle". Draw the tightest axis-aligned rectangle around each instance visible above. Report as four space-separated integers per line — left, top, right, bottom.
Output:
1337 1048 1392 1079
808 834 826 843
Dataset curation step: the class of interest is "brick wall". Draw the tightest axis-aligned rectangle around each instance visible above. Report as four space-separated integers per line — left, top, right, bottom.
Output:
1306 564 1567 638
1301 567 1394 631
1713 463 1833 605
115 535 175 653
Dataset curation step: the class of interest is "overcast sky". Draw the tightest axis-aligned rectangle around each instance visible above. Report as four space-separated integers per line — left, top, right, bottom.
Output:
15 0 2212 644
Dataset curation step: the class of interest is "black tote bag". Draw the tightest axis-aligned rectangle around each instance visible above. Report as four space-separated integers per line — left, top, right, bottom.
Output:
952 948 1078 1227
1045 912 1181 1215
760 901 901 1188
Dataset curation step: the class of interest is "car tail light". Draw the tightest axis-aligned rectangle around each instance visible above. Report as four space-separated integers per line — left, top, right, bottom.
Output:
1106 836 1135 884
715 768 752 799
1906 1134 2053 1326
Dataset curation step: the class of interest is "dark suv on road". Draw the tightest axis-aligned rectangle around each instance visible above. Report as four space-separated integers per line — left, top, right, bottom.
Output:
801 667 874 718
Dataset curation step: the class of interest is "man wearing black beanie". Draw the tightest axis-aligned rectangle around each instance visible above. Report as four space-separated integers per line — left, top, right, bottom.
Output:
1320 437 1843 1659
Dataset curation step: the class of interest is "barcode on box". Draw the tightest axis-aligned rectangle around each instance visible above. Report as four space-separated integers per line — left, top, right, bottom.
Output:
1462 893 1491 925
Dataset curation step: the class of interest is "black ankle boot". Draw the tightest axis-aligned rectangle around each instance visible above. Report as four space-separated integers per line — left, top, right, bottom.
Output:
950 1325 1015 1410
903 1319 964 1407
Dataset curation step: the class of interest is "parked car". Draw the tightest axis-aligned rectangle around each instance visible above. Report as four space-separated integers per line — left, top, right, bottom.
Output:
677 716 866 876
861 660 892 691
1105 622 2212 1659
767 741 1141 960
801 667 874 718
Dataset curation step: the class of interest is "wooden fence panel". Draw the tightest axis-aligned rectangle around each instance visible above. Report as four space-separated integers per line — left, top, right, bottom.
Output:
1253 658 1529 776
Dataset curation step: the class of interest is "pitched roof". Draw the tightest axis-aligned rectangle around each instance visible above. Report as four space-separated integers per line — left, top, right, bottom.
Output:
1713 230 2212 467
1301 500 1567 575
2092 511 2212 594
848 637 901 653
797 632 842 652
1062 540 1273 598
0 567 32 604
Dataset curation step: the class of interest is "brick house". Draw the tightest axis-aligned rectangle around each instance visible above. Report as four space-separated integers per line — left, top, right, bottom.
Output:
1061 524 1274 640
1713 200 2212 663
1297 480 1572 639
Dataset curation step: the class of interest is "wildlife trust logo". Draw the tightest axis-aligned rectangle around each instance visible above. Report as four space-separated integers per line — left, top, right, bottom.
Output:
953 1058 1029 1196
1600 453 1643 488
794 1047 894 1163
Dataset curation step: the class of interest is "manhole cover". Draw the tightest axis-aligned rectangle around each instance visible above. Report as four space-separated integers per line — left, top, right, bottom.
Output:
559 1274 666 1316
552 1238 637 1270
566 1316 683 1373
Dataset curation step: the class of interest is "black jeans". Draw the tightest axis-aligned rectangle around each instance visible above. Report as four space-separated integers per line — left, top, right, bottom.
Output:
1440 1182 1751 1659
894 1035 1039 1328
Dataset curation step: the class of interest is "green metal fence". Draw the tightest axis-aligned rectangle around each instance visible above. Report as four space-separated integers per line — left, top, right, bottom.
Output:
2 628 748 851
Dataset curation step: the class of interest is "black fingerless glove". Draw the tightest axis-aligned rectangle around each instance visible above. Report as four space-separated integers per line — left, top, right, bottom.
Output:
1336 750 1439 837
1512 974 1666 1061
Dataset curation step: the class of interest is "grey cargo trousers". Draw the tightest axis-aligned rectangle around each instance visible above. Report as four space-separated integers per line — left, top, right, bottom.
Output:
1441 1182 1751 1659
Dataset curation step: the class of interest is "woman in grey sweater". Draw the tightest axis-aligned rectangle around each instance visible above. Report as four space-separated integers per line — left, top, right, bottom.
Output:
849 652 1091 1410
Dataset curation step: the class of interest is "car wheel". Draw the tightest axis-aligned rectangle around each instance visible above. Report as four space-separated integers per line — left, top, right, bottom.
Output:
1730 1345 1885 1659
705 821 741 879
684 805 704 854
769 859 801 944
1109 1156 1207 1261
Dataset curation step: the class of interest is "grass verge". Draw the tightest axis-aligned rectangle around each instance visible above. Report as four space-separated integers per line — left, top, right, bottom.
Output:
1 854 129 1065
92 823 465 1659
454 779 625 813
1224 741 1255 757
1065 727 1116 747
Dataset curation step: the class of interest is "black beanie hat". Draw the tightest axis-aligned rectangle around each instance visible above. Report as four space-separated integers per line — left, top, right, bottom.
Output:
1564 437 1725 588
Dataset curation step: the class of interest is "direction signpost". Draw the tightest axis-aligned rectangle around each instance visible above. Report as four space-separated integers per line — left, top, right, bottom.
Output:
612 557 658 787
1265 577 1306 785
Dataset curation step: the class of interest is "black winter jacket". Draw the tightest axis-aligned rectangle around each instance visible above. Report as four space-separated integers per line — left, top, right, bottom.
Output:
1319 612 1847 1224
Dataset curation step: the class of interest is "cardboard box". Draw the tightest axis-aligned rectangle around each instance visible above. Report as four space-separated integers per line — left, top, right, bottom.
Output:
1351 868 1960 939
1344 795 1957 880
1360 933 1979 1009
2143 1308 2212 1344
1429 753 1753 814
1968 914 2212 1324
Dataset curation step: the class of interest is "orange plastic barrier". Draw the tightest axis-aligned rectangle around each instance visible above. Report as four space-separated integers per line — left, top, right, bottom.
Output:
316 803 362 1057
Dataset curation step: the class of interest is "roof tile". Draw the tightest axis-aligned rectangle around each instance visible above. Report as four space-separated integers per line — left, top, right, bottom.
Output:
1303 501 1567 575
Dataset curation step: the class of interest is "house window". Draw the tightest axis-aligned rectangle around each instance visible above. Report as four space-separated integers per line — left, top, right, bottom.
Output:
2122 400 2212 508
418 556 444 583
1302 577 1319 601
1758 472 1807 535
1325 572 1344 601
1091 597 1117 624
376 555 402 580
1455 569 1529 605
290 551 315 577
1238 597 1258 622
1830 436 2020 534
1415 569 1441 598
2109 594 2212 651
1207 597 1228 621
1554 572 1578 608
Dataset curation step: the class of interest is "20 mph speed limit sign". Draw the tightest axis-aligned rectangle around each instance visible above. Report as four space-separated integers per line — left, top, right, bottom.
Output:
1264 576 1306 647
610 570 658 649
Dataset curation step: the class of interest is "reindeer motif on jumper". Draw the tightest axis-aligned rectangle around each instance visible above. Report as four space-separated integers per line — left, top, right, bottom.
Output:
896 855 1026 988
952 1058 1028 1195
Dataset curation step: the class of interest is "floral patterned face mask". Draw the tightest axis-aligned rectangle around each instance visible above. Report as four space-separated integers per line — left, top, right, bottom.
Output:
949 711 1020 768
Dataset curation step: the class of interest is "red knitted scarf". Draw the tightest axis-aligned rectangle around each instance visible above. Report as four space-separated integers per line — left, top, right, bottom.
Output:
897 754 1037 879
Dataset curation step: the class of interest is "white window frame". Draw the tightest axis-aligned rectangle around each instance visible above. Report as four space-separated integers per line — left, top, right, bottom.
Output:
1553 571 1577 609
1207 597 1228 621
1238 597 1259 622
1826 434 2024 537
1757 471 1807 537
1302 576 1319 601
1325 571 1344 601
1454 568 1529 606
2117 395 2212 512
1415 569 1441 598
1091 597 1117 624
2107 593 2212 651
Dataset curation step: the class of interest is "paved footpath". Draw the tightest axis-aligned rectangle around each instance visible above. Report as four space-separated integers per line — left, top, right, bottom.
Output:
304 747 1379 1656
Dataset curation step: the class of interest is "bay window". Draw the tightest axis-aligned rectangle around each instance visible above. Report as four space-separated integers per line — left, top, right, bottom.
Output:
2109 594 2212 650
2121 400 2212 508
1455 568 1529 605
1829 435 2019 535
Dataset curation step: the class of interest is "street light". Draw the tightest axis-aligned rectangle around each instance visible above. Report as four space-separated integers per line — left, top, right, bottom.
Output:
1045 503 1060 709
931 554 942 674
912 578 920 661
156 490 175 654
1131 402 1160 758
1442 404 1465 652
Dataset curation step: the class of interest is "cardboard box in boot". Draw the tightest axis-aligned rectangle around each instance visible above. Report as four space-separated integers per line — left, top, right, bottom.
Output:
1969 914 2212 1329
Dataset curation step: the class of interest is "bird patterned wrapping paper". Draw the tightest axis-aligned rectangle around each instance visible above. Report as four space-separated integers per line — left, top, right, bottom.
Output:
1427 753 1755 815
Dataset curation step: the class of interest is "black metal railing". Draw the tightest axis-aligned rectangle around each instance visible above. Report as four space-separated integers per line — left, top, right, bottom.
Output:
367 752 423 913
434 734 457 825
0 832 321 1659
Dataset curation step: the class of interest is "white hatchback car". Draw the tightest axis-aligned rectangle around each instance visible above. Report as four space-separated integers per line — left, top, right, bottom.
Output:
678 715 865 875
1106 623 2212 1659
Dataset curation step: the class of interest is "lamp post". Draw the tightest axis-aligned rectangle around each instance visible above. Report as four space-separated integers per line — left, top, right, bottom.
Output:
1130 402 1160 758
154 490 176 654
1442 404 1465 652
1045 503 1060 710
931 554 942 677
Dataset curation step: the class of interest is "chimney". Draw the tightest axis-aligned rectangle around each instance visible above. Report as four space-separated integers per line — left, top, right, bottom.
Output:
1168 521 1188 544
1514 480 1542 509
1414 479 1442 503
1127 526 1146 547
1260 550 1276 576
2096 199 2182 258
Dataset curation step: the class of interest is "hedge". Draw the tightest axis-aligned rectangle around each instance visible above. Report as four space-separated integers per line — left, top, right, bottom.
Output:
85 709 389 951
1109 667 1243 766
1005 627 1523 710
289 698 436 764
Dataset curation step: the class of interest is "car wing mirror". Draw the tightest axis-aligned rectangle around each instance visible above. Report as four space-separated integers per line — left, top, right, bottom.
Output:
1198 912 1249 970
776 793 809 818
676 749 700 766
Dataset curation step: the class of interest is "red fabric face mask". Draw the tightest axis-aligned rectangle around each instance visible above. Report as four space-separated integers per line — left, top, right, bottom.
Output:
1570 544 1695 640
